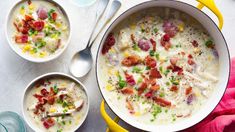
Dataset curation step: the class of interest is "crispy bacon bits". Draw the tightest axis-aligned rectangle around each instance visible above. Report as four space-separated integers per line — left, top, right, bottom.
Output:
121 55 141 67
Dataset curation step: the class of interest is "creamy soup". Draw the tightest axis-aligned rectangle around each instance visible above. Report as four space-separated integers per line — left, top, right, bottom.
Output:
99 8 219 124
10 0 69 58
25 77 88 132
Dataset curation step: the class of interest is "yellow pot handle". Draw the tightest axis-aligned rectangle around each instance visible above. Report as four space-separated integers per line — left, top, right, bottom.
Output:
196 0 223 30
100 100 128 132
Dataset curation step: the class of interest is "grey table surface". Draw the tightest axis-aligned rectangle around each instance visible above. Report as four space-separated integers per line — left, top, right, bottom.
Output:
0 0 234 132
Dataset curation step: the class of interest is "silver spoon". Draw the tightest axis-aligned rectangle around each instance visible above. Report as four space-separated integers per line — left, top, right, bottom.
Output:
70 0 121 78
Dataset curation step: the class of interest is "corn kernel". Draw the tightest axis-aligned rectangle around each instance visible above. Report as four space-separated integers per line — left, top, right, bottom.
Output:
49 108 56 113
28 4 35 10
23 45 32 52
108 69 112 75
208 56 212 61
130 24 136 30
20 8 25 15
134 111 141 116
106 84 114 91
115 71 119 77
159 56 166 63
140 24 145 30
193 48 200 54
39 52 46 58
123 51 130 57
56 22 62 28
178 23 184 32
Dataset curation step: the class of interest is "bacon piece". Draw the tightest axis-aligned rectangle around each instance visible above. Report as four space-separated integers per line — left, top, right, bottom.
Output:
150 85 160 92
144 55 156 68
33 21 44 31
43 118 55 129
130 34 136 44
121 55 141 67
51 12 57 21
170 57 178 65
185 87 192 95
192 40 198 47
145 91 153 98
15 35 28 43
150 38 156 51
153 97 171 107
25 15 33 21
121 87 134 95
102 33 116 54
124 72 136 86
149 68 162 79
47 96 55 105
188 59 195 65
126 99 134 111
40 88 49 96
170 85 178 92
160 34 171 50
138 82 147 95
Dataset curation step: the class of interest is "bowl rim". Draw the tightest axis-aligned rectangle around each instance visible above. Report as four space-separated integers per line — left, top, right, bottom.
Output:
22 72 89 132
5 0 72 63
95 0 230 131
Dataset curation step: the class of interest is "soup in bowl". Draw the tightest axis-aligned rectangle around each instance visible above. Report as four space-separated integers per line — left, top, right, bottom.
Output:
22 73 89 132
6 0 71 62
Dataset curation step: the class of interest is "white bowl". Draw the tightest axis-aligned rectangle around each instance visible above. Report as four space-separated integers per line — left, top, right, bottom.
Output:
5 0 71 63
22 72 89 132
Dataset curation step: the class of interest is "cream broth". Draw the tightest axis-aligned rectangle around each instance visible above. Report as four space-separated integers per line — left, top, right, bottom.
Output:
10 0 69 58
99 8 219 124
25 77 88 132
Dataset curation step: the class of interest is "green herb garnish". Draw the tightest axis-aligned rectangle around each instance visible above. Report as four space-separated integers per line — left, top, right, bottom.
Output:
132 66 142 73
205 40 214 48
164 69 170 76
155 53 160 60
149 50 155 56
153 28 158 33
145 66 151 70
118 75 127 88
159 92 165 97
53 85 58 94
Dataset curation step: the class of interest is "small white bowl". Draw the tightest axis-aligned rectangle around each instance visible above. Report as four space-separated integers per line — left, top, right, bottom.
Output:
5 0 71 63
22 72 89 132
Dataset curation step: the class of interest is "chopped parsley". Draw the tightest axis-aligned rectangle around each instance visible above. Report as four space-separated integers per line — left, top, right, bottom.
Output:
118 75 127 89
155 53 160 60
163 69 170 76
145 66 151 70
170 76 179 85
53 85 58 94
132 66 142 73
132 43 140 51
149 50 155 56
151 105 162 121
153 28 158 33
159 92 165 97
205 40 214 48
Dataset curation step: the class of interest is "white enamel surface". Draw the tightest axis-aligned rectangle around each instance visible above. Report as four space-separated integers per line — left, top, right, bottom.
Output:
97 1 229 131
0 0 234 131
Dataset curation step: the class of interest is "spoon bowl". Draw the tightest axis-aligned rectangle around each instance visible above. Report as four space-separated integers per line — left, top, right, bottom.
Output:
69 0 121 78
70 48 93 78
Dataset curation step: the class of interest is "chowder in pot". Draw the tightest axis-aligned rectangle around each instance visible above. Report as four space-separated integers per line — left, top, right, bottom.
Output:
99 7 220 125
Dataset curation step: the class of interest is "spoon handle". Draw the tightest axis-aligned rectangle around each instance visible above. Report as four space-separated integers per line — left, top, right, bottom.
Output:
86 0 110 48
88 0 121 49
